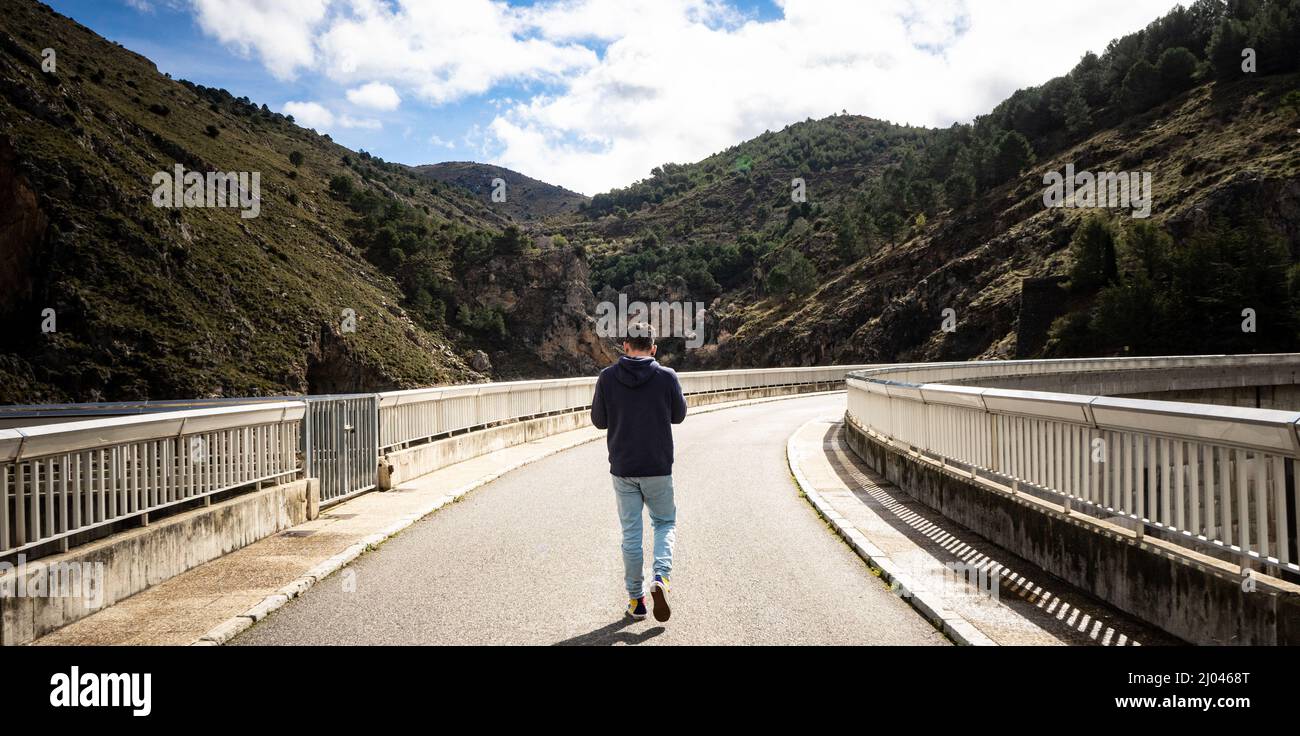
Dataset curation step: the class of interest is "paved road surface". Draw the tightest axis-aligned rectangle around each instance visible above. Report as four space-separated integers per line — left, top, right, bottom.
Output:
233 393 949 645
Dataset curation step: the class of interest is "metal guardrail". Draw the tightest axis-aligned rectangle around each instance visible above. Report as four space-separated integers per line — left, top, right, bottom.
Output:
6 355 1296 561
846 353 1300 387
0 395 295 421
0 365 869 556
846 354 1300 575
378 378 596 452
306 395 379 504
0 403 303 557
376 365 868 452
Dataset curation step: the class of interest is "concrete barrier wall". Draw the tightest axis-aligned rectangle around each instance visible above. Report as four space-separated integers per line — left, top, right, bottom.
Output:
842 416 1300 645
380 382 838 490
0 478 318 646
961 364 1300 405
381 411 593 489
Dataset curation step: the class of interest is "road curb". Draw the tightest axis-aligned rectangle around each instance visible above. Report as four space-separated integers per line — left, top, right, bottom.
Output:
785 418 996 647
194 389 848 645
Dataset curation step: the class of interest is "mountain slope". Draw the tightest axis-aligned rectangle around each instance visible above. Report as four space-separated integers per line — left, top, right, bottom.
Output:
0 0 608 403
412 161 589 222
707 76 1300 368
560 0 1300 369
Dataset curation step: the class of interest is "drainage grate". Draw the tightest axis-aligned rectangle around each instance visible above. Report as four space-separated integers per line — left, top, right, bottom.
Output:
324 513 357 520
280 530 317 538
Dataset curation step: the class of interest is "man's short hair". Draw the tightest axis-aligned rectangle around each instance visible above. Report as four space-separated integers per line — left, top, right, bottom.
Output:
625 321 655 351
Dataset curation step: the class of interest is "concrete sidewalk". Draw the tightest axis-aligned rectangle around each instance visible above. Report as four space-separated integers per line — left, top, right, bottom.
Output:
34 392 840 646
788 418 1182 646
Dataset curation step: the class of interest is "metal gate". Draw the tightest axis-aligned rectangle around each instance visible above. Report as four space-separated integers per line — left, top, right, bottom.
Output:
303 395 379 504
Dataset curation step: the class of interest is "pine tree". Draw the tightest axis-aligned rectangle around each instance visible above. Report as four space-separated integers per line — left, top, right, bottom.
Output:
1208 17 1251 79
1068 216 1120 293
1071 51 1107 106
766 248 817 298
1156 47 1199 95
1061 91 1093 136
877 211 905 245
834 209 863 263
943 171 976 208
992 131 1035 182
1120 59 1162 112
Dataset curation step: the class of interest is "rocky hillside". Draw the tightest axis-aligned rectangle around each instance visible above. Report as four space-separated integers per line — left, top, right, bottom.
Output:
0 0 609 403
412 161 589 222
562 0 1300 369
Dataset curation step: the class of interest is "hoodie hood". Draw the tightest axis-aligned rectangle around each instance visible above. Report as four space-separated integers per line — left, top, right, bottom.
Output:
614 355 659 388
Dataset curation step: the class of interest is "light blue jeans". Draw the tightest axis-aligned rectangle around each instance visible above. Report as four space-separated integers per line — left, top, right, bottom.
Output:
612 475 676 598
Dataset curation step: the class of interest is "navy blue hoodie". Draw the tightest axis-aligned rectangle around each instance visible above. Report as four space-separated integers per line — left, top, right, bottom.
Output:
591 356 688 477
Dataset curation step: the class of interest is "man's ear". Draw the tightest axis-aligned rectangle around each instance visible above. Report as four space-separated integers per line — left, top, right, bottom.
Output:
622 341 632 354
650 344 658 356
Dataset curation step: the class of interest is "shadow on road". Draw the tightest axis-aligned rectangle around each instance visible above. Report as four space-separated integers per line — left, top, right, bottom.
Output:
821 423 1183 646
554 618 666 646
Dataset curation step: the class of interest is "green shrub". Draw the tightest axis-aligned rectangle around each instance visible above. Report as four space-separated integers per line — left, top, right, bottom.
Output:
766 247 816 299
1067 215 1120 293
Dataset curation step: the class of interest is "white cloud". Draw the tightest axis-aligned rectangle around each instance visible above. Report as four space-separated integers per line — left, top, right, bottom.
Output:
196 0 1188 193
428 134 455 149
486 0 1187 193
517 0 743 42
192 0 329 80
282 100 334 129
313 0 596 104
346 81 402 110
339 114 381 129
282 100 381 131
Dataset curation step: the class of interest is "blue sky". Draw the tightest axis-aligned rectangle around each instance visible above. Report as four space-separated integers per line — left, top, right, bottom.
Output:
45 0 1184 195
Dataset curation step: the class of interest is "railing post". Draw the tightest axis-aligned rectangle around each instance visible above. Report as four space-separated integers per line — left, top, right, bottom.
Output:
989 413 999 474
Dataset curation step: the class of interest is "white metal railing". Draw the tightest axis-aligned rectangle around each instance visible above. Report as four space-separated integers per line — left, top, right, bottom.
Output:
377 365 870 452
0 403 303 557
0 364 868 556
846 355 1300 574
6 355 1295 562
847 353 1300 388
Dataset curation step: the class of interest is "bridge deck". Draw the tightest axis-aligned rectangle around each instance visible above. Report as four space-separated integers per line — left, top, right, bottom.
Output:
36 392 1180 646
231 394 947 645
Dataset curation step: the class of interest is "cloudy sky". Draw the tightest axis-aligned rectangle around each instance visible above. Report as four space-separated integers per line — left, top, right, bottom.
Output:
51 0 1186 194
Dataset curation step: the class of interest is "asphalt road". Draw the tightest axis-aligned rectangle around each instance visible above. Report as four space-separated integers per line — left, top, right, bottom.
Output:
233 393 950 646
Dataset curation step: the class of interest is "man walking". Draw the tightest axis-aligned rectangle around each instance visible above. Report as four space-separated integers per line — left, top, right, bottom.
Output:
591 322 687 622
